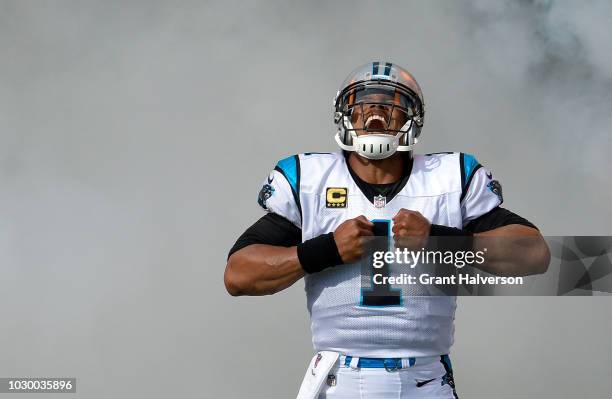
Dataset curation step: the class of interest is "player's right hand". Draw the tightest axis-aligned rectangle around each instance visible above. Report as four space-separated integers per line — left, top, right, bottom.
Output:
333 216 374 263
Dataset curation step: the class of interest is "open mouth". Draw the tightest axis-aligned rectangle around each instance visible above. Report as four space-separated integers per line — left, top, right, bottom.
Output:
364 114 387 131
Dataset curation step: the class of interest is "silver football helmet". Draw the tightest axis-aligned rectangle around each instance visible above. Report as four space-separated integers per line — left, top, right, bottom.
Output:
334 62 425 160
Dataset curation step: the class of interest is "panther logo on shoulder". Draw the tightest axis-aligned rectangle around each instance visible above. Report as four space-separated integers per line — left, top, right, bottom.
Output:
258 184 275 210
487 180 503 202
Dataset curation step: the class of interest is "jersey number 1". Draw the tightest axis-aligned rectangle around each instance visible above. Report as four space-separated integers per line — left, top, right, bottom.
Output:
360 220 402 307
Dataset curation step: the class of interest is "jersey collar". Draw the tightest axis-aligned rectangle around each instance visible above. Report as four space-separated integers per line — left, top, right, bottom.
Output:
343 152 413 206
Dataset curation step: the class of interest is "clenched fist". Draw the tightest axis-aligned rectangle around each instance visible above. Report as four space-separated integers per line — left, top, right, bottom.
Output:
333 215 374 263
392 209 431 250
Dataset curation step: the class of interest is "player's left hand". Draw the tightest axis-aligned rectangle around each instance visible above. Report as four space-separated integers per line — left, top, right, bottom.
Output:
392 209 431 250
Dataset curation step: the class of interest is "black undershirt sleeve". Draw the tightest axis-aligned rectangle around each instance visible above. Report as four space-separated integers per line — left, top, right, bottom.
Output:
464 206 537 233
227 213 302 259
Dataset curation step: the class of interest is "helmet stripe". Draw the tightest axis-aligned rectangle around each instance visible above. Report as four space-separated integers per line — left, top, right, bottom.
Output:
372 61 380 75
384 62 392 76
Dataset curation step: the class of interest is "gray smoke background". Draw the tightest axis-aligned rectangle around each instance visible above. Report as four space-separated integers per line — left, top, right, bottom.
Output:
1 1 611 398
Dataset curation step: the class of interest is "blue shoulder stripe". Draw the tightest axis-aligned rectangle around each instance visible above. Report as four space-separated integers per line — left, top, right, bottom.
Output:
274 155 302 215
275 155 298 194
460 153 482 201
462 153 480 185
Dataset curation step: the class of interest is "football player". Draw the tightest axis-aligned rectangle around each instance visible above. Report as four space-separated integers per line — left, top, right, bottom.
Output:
225 62 550 398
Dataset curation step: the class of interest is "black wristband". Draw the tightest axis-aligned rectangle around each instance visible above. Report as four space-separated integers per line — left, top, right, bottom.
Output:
429 224 474 252
297 232 344 274
429 224 474 237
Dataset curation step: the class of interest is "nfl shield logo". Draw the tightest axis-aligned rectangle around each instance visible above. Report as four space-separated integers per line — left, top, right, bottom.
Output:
373 195 386 208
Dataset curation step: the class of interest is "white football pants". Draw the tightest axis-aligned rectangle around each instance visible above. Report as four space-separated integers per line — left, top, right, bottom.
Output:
303 354 458 399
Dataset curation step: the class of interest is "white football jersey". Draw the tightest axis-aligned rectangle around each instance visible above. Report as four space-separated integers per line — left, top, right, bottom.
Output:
258 151 502 357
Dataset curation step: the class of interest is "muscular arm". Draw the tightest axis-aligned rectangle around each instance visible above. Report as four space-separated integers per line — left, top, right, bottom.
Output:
397 207 550 277
466 208 550 276
225 245 305 296
224 213 372 296
472 225 550 276
224 213 303 296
